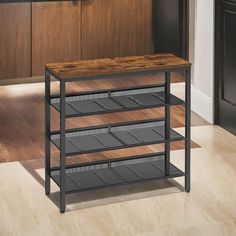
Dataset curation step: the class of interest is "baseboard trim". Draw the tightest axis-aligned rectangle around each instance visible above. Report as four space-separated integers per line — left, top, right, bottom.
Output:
171 83 214 124
0 76 44 86
191 87 213 124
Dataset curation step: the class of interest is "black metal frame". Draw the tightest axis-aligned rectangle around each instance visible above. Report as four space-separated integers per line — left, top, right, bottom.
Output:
50 155 185 194
45 66 191 213
50 83 185 118
185 68 191 192
165 72 171 176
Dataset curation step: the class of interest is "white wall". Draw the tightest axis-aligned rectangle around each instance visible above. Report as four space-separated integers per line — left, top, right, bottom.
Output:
189 0 215 123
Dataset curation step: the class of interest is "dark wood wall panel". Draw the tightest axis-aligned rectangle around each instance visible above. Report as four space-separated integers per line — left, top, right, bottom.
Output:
81 0 153 60
32 2 82 76
0 3 31 80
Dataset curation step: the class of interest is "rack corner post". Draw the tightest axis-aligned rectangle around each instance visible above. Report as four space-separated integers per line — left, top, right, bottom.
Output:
165 71 171 176
185 68 191 192
45 71 51 195
60 81 66 213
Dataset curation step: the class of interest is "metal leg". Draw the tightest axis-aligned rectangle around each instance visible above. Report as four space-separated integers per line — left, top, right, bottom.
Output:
165 72 171 176
45 71 51 195
60 81 66 213
185 68 191 192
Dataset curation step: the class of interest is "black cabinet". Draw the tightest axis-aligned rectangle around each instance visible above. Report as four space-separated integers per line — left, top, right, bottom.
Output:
152 0 189 59
215 0 236 135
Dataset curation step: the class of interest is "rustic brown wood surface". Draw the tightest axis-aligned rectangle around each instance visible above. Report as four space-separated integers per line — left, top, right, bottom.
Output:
46 54 191 80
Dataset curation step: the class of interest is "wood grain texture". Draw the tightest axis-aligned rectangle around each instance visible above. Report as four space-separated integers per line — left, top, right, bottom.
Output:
81 0 153 59
0 3 31 80
32 1 81 76
46 54 191 80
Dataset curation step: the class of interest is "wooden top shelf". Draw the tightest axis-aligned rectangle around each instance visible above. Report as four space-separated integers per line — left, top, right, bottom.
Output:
46 54 191 81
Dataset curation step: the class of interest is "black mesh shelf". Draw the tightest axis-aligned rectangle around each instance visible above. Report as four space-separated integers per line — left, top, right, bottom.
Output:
51 154 184 193
50 120 184 156
51 86 184 117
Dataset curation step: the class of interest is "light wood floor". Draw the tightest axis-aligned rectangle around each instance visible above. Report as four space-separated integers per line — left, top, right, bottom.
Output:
0 125 236 235
0 77 218 236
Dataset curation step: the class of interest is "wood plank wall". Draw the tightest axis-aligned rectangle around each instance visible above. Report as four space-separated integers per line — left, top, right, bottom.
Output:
0 3 31 80
81 0 153 59
32 2 82 76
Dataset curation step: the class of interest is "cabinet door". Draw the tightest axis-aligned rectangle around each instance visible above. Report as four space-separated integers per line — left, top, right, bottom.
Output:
81 0 153 59
152 0 188 58
215 0 236 135
32 2 81 76
0 3 31 80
